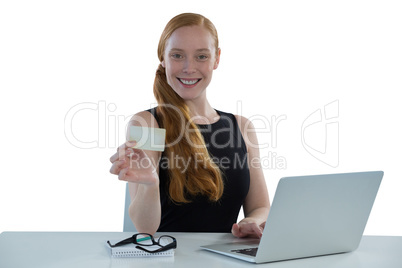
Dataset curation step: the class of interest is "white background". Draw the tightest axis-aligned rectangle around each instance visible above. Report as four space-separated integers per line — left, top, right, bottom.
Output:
0 0 401 235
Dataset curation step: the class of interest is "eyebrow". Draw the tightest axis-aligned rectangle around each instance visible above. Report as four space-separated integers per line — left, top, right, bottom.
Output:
169 48 211 53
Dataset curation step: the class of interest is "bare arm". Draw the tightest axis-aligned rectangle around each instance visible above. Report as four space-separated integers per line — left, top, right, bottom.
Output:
232 115 271 238
109 111 162 234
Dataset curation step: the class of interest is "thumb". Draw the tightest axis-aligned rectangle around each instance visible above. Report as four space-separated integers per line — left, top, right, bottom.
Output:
125 140 137 147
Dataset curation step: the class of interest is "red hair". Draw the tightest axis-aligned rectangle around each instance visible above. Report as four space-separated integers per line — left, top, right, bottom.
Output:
153 13 223 203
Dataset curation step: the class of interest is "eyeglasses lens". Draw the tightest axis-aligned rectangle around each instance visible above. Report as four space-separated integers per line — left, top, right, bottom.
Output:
135 234 154 246
158 236 175 247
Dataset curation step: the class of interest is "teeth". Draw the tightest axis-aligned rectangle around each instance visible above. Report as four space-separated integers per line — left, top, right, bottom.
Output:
180 79 199 85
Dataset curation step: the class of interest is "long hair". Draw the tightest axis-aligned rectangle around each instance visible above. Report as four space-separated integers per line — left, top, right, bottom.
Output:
153 13 223 203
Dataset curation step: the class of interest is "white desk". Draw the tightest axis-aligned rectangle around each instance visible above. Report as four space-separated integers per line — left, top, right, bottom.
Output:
0 232 401 268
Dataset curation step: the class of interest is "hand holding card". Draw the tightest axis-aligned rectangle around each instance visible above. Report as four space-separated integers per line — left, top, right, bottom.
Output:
128 126 166 152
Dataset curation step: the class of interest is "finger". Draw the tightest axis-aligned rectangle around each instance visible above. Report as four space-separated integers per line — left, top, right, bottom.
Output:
113 141 137 161
118 167 129 181
110 150 131 163
231 223 241 237
251 224 263 238
127 148 153 167
124 141 143 160
237 222 263 238
110 151 119 163
118 143 129 161
232 223 247 238
129 147 148 158
244 223 262 238
109 160 127 175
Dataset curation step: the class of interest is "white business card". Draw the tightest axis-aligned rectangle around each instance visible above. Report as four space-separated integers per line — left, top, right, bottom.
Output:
129 126 166 151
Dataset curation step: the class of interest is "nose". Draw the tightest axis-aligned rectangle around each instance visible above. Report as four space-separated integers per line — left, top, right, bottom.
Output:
183 58 197 74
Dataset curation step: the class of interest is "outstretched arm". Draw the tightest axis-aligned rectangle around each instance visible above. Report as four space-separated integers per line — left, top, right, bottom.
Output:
109 111 162 235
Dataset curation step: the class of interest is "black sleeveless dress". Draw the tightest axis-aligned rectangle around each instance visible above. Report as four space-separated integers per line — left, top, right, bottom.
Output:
147 107 250 232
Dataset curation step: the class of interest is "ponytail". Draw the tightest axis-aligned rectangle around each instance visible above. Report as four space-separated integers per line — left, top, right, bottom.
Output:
153 64 224 203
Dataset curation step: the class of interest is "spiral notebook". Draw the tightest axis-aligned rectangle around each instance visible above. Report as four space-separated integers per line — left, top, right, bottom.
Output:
106 238 175 258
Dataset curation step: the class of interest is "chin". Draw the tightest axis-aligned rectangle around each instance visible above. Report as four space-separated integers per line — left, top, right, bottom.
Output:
173 87 205 101
178 93 202 102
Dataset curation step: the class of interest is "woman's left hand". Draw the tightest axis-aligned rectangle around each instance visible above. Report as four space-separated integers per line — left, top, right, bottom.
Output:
231 221 266 238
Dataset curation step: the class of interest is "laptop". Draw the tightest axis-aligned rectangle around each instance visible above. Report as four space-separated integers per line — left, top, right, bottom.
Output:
201 171 383 263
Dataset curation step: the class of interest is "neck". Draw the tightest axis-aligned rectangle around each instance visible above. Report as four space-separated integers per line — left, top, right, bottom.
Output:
185 98 219 125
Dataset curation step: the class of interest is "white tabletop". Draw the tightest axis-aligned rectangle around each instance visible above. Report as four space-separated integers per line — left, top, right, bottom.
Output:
0 232 401 268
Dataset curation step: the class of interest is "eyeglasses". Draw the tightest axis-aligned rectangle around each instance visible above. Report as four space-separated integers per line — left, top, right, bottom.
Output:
107 233 177 253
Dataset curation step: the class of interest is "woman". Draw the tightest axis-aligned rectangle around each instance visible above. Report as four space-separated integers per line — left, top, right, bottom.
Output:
110 13 270 238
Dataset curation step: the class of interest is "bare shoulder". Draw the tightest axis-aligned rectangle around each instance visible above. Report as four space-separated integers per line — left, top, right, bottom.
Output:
128 110 160 129
234 114 259 153
234 114 255 133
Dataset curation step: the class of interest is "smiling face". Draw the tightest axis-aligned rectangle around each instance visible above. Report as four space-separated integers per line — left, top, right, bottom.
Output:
161 25 220 102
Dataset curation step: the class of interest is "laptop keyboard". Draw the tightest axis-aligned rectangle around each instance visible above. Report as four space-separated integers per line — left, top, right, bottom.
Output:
231 247 259 257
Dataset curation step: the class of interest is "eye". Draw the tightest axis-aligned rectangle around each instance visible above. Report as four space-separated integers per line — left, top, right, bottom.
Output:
171 53 183 59
197 55 209 60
